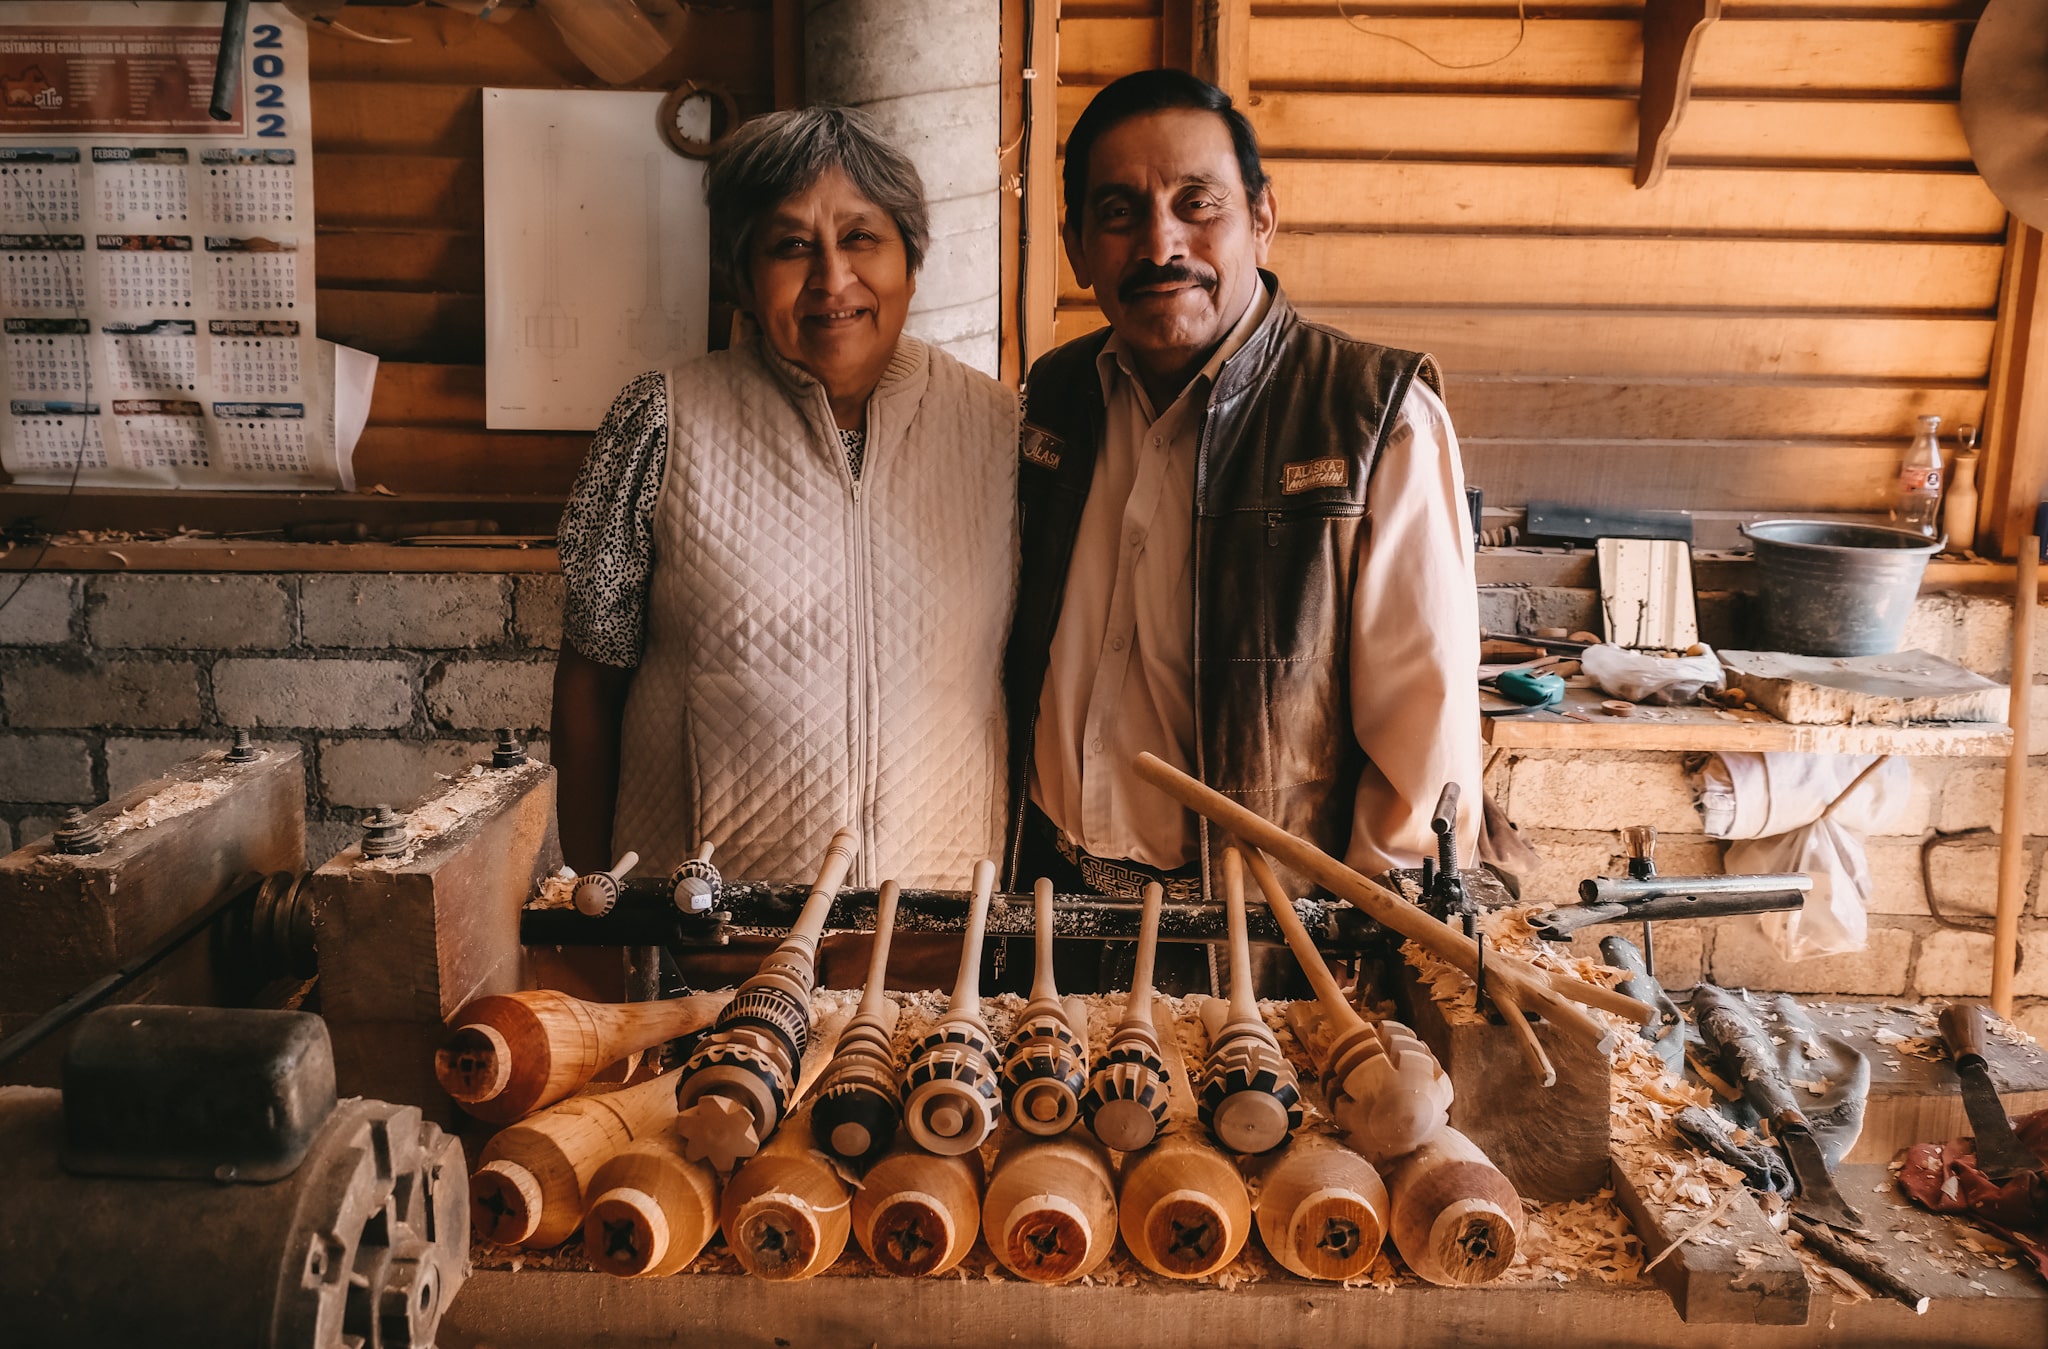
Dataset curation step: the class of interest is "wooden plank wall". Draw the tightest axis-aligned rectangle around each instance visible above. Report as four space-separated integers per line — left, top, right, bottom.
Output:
1052 0 2008 514
312 2 774 497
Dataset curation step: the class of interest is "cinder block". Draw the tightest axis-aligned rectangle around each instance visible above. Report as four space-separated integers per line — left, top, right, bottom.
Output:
319 736 496 810
1860 758 1935 836
103 733 296 796
1920 838 2004 920
1520 835 1622 910
0 817 11 853
1900 595 1965 664
3 658 201 729
1475 587 1520 635
2012 1001 2048 1046
304 816 367 871
0 575 77 646
0 733 93 803
301 575 509 649
1914 927 2048 999
424 658 553 731
15 814 57 845
1936 762 2048 835
1864 838 1931 916
1506 755 1702 833
1564 921 1705 991
87 574 291 650
213 658 415 730
1522 587 1598 635
514 574 565 649
1705 919 1913 996
1957 595 2015 677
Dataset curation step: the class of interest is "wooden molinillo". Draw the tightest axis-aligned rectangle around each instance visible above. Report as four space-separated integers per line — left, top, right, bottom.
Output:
571 849 640 917
1117 995 1253 1280
1196 849 1303 1155
469 1068 682 1250
435 988 729 1124
851 1141 985 1278
981 1123 1120 1285
718 1102 852 1281
1078 881 1170 1152
1248 847 1452 1163
1245 1131 1391 1282
811 879 905 1167
1384 1127 1522 1286
1134 753 1653 1087
674 826 858 1170
901 860 1002 1156
1000 878 1091 1136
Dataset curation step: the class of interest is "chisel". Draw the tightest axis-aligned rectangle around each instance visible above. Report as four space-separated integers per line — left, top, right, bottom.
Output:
1693 984 1863 1231
1937 1001 2044 1180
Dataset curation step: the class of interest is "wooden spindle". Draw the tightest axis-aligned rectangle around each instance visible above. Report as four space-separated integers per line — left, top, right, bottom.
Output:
1246 1131 1389 1282
674 826 857 1170
1195 849 1303 1154
1252 848 1451 1163
468 1069 681 1249
572 850 641 917
671 840 721 913
581 1132 721 1277
812 879 906 1167
718 1103 851 1281
981 1125 1119 1284
1001 878 1090 1136
902 860 1002 1155
1117 995 1253 1279
1385 1127 1522 1286
1079 881 1170 1151
851 1141 984 1278
436 989 728 1124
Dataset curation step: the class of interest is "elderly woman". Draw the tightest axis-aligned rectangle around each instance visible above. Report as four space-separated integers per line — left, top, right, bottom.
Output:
551 107 1017 895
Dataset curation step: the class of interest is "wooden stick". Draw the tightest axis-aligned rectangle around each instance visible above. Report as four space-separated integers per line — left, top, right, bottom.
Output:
1116 996 1253 1279
812 880 905 1167
1993 535 2039 1017
1001 877 1089 1136
1487 983 1557 1089
1246 1131 1390 1282
982 1124 1120 1284
469 1069 681 1249
1196 849 1302 1153
1385 1127 1522 1286
436 989 728 1124
1134 752 1651 1038
903 860 1001 1155
1080 882 1170 1151
1246 848 1358 1025
1790 1214 1930 1315
851 1141 984 1278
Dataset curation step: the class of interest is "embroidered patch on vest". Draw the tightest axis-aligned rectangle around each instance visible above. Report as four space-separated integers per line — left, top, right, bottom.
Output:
1281 457 1348 494
1020 423 1064 471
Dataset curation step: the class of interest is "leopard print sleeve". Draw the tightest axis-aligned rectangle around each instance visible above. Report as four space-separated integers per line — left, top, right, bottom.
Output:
558 371 667 669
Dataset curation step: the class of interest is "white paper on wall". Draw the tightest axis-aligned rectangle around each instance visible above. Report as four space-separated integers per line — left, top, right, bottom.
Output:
483 88 711 431
0 2 363 491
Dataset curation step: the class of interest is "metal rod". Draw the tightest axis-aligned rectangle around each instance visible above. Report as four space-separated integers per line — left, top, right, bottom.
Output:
1580 873 1813 905
209 0 250 122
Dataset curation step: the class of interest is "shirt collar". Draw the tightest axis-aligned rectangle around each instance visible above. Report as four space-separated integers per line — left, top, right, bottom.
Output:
1095 276 1274 419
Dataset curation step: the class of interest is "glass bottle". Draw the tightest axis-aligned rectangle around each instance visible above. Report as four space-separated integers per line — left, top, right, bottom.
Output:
1893 414 1943 537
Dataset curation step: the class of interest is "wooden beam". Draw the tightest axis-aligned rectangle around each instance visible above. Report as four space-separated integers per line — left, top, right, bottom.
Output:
1190 0 1251 107
772 0 803 110
1635 0 1721 189
1161 1 1194 72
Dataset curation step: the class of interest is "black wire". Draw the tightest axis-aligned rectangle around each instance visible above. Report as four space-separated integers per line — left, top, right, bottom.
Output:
0 248 91 618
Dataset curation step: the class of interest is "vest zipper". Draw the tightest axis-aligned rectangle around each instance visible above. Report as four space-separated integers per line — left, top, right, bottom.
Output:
850 399 875 886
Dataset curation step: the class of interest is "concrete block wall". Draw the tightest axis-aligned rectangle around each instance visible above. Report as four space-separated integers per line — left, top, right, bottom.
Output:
0 571 564 867
1482 583 2048 1043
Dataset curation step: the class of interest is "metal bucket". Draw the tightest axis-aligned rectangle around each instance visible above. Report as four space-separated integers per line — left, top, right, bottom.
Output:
1743 520 1941 656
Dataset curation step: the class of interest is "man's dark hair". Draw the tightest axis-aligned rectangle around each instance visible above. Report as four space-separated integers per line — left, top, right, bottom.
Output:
1062 68 1268 226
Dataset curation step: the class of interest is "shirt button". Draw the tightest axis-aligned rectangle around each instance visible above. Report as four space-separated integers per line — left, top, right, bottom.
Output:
1111 636 1125 652
1152 436 1162 448
1128 528 1144 547
1090 738 1104 754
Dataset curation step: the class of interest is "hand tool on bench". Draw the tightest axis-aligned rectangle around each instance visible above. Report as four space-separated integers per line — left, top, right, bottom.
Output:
1938 1001 2045 1180
1693 984 1863 1231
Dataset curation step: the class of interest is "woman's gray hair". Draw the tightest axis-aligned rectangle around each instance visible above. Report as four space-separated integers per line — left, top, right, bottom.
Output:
704 105 929 300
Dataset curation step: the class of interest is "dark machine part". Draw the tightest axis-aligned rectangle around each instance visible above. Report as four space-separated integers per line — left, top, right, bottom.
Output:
361 805 410 859
54 805 107 855
1598 935 1687 1079
491 729 528 770
0 1008 468 1349
226 727 261 764
209 0 251 122
1530 825 1809 956
1693 984 1864 1232
1938 1001 2045 1180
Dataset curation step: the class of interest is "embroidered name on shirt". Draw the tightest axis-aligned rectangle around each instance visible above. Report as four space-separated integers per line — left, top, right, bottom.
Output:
1020 423 1063 470
1282 457 1348 494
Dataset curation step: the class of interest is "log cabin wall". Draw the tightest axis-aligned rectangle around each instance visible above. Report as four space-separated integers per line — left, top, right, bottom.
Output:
312 2 777 499
1050 0 2007 516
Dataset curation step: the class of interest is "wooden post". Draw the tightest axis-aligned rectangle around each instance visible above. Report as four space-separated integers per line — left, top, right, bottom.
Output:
903 860 1003 1155
1116 996 1253 1279
1001 877 1091 1136
812 879 905 1166
1634 0 1721 190
470 1070 682 1250
1994 531 2042 1015
982 1125 1120 1284
1245 1131 1390 1282
436 989 728 1124
1189 0 1250 108
1080 882 1171 1151
851 1141 985 1278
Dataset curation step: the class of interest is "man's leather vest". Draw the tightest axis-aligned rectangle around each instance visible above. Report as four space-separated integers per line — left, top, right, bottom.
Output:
1001 277 1441 901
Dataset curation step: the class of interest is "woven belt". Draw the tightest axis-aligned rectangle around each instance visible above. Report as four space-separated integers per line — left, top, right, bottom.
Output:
1049 825 1204 903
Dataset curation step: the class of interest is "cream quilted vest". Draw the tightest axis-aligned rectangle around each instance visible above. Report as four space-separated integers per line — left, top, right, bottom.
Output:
612 329 1018 888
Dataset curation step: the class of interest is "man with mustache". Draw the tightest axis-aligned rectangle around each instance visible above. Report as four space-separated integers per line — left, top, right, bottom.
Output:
1003 69 1481 987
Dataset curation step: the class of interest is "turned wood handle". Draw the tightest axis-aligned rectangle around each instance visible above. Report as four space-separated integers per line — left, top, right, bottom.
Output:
1938 1001 1990 1067
1029 877 1060 1004
948 860 997 1020
792 827 859 946
1246 847 1360 1029
1222 848 1259 1023
856 881 903 1019
1116 882 1166 1034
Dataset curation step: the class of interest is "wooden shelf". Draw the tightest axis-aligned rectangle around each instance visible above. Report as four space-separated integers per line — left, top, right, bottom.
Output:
1484 687 2013 755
